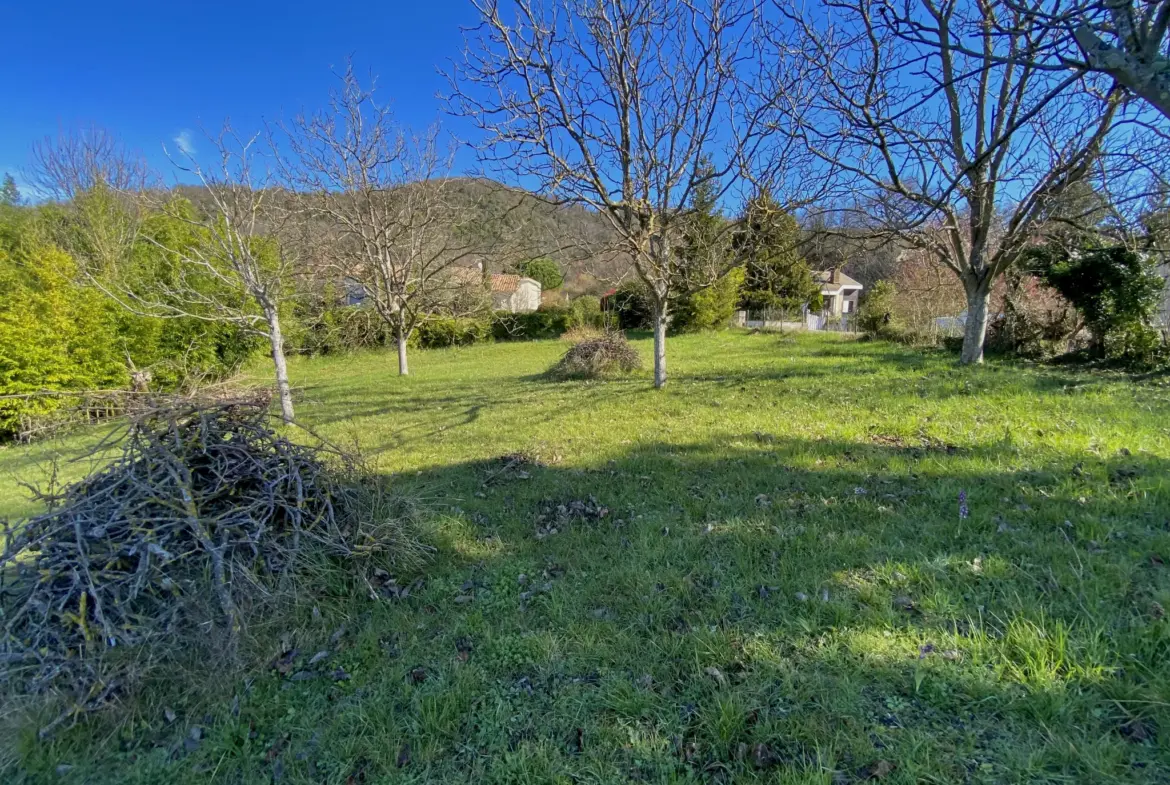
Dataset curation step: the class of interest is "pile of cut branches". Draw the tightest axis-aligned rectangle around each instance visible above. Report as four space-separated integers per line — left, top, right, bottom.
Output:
547 331 642 380
0 396 420 730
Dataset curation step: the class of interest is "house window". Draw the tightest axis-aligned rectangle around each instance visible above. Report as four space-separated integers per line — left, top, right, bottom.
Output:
843 299 854 314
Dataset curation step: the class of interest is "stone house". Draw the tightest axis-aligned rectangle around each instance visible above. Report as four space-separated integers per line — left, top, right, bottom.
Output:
489 273 542 313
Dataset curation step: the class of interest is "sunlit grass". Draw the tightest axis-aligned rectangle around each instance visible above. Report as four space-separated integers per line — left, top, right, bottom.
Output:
3 330 1169 783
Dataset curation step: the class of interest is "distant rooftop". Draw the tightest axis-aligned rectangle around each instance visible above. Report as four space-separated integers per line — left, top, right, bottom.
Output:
813 270 862 293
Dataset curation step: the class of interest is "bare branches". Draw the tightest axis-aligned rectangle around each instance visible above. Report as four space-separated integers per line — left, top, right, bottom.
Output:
276 64 491 375
772 0 1141 363
0 397 422 732
27 127 155 278
28 126 154 202
448 0 814 387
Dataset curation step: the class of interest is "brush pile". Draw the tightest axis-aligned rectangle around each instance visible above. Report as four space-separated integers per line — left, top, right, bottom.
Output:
0 396 416 724
547 331 642 380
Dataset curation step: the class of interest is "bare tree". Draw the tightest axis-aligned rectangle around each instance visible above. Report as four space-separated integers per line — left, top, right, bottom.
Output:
28 127 155 276
277 67 487 376
33 126 301 422
448 0 812 388
156 128 300 422
774 0 1135 363
926 1 1170 122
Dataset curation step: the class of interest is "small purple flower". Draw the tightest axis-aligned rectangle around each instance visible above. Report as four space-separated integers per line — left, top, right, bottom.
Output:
958 489 969 520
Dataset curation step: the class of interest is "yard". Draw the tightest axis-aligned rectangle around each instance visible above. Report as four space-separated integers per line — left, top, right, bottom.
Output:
4 331 1170 783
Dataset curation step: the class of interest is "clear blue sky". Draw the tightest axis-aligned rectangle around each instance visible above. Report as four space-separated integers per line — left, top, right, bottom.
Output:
0 0 482 195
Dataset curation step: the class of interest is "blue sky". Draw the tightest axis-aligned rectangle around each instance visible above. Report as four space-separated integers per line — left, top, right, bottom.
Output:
0 1 483 195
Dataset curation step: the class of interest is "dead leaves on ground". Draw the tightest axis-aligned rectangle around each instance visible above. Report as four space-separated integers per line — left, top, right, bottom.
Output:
534 497 610 539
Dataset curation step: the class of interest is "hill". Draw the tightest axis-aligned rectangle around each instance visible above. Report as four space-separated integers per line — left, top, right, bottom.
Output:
172 178 632 297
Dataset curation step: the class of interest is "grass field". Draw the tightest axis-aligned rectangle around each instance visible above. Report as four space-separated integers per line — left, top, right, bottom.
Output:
5 331 1170 783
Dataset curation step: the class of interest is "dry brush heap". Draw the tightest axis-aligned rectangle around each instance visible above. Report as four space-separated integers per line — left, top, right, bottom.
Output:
547 332 643 380
0 397 421 726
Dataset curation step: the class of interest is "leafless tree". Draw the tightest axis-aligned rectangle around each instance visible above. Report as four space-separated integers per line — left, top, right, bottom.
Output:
28 126 301 422
156 128 300 422
918 1 1170 123
276 67 488 376
27 127 155 276
772 0 1140 363
447 0 815 388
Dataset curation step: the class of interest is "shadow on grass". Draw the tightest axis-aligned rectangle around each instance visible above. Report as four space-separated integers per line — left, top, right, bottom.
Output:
23 432 1165 783
7 319 1170 783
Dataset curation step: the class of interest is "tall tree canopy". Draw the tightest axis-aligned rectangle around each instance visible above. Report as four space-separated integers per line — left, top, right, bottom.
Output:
737 190 819 313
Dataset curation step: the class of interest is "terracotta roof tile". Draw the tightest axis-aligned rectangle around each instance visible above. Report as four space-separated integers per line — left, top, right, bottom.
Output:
490 273 522 293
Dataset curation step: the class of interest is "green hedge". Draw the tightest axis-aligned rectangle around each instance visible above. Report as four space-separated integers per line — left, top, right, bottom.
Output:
0 211 259 439
414 317 493 348
296 303 395 355
492 307 572 341
493 299 608 341
293 296 609 356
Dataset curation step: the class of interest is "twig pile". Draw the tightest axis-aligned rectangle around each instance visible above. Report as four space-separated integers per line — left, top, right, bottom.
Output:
0 397 414 727
547 332 642 380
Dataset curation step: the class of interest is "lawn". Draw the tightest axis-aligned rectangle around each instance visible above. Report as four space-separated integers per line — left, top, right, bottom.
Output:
5 331 1170 783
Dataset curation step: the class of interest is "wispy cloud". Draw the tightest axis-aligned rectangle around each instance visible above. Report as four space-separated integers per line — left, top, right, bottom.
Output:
173 129 197 156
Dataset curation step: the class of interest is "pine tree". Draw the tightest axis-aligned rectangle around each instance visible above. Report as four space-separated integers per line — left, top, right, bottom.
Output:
0 174 20 207
737 190 819 314
669 161 740 332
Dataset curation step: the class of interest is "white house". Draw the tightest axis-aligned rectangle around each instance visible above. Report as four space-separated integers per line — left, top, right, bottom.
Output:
812 269 864 318
490 274 542 313
736 269 865 331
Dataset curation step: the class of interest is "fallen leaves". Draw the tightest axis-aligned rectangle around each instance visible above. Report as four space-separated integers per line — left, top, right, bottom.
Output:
534 497 610 539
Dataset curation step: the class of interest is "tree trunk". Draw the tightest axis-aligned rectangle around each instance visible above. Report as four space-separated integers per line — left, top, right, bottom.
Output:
959 280 992 365
396 314 410 376
652 301 668 389
265 308 295 423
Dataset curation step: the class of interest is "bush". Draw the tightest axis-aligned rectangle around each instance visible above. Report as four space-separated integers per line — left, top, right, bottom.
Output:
670 267 744 334
547 332 643 380
492 306 572 341
568 295 607 329
415 316 492 348
985 272 1079 359
561 324 607 343
0 239 140 438
1031 243 1166 369
295 298 394 356
0 211 258 439
856 280 901 339
516 257 565 290
608 280 654 329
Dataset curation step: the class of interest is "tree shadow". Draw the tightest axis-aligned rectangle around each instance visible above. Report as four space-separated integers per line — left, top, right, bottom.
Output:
16 432 1170 782
199 434 1163 783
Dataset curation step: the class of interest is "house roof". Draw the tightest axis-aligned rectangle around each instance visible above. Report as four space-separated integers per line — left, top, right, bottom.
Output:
812 270 863 293
490 273 522 293
489 274 540 293
443 267 540 293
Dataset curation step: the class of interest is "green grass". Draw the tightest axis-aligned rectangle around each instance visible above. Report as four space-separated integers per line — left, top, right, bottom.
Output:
5 331 1170 783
